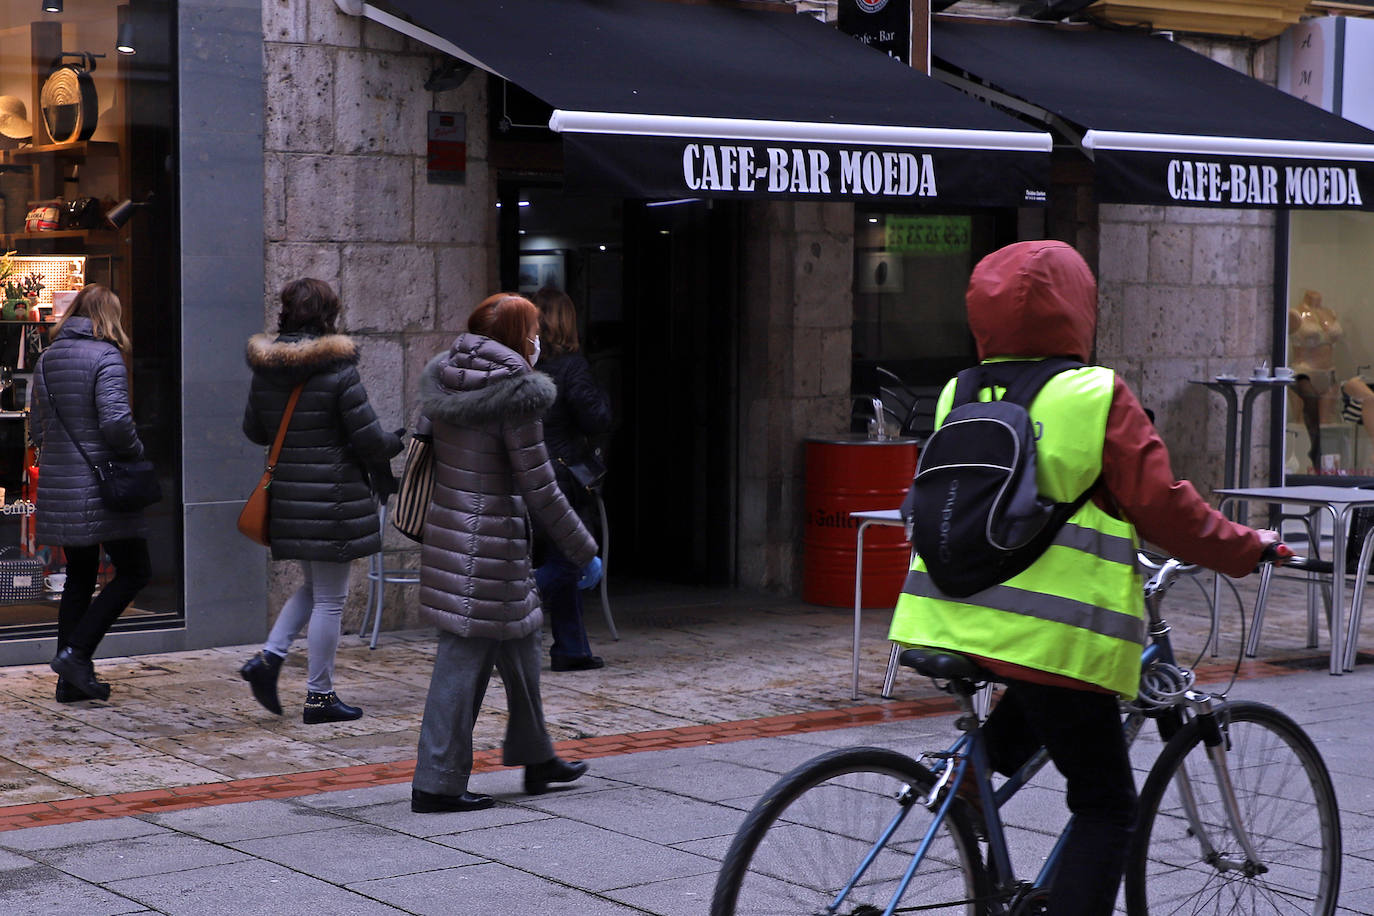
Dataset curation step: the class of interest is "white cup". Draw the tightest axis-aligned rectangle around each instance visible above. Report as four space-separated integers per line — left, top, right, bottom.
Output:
1273 366 1295 379
44 573 65 593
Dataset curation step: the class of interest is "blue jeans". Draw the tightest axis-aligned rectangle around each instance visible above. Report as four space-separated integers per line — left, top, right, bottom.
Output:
264 559 351 693
534 545 593 662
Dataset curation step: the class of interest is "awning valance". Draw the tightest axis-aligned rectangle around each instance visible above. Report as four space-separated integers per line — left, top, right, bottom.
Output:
359 0 1052 207
932 20 1374 210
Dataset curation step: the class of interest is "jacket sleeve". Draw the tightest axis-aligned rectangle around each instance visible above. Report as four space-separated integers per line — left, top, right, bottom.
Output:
564 355 612 436
1101 377 1265 577
94 349 144 460
29 354 46 449
242 378 269 446
336 365 403 462
504 414 597 566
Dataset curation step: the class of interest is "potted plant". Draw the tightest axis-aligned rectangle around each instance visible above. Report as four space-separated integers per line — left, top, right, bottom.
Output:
20 273 44 321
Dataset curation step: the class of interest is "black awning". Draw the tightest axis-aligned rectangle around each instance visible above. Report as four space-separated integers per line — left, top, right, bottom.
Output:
379 0 1050 207
933 20 1374 210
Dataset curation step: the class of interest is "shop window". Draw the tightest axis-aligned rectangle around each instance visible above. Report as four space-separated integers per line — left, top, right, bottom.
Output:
851 208 1009 436
1285 211 1374 480
0 2 180 639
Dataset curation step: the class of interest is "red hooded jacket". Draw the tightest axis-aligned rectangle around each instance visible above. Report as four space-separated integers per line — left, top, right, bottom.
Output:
967 240 1265 578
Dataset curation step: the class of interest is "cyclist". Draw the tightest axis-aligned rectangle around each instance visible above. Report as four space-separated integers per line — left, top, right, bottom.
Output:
889 240 1280 916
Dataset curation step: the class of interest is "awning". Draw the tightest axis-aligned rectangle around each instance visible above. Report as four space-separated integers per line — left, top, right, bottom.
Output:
359 0 1051 207
933 20 1374 210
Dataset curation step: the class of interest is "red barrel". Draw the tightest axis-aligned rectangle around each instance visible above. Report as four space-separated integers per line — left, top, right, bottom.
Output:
803 437 918 608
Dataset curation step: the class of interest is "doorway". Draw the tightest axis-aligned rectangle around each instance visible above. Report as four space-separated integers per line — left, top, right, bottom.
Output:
502 185 740 585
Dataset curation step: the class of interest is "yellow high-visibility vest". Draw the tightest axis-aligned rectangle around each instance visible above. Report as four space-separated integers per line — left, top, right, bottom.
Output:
888 362 1144 698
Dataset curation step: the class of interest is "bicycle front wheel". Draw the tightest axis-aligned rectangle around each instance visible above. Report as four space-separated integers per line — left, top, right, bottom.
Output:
1125 700 1341 915
711 746 986 916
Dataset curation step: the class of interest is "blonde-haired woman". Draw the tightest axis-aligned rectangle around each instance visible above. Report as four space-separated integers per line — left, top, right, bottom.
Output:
32 284 152 702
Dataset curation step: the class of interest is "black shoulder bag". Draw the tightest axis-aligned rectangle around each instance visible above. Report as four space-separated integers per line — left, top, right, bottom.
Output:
41 359 162 513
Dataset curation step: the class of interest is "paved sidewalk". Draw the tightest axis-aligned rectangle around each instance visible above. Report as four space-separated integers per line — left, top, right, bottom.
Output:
0 570 1368 912
0 666 1371 915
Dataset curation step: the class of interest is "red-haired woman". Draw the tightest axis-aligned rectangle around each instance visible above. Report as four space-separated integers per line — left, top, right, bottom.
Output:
411 293 601 813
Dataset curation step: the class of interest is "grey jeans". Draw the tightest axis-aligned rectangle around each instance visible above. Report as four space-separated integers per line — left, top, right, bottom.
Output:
412 628 556 795
264 559 351 694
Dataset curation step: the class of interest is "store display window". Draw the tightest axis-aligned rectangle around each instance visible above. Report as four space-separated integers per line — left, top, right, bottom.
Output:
851 207 1010 436
0 1 180 639
1285 211 1374 479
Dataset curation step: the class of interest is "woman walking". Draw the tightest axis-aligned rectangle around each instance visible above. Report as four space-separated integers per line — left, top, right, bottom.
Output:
238 278 402 724
411 293 601 814
34 284 153 702
532 288 612 671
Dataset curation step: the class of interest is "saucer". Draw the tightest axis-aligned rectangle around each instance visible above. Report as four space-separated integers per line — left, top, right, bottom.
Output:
1215 374 1238 382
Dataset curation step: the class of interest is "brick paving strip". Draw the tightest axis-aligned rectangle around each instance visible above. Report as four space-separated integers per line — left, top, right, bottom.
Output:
0 655 1302 833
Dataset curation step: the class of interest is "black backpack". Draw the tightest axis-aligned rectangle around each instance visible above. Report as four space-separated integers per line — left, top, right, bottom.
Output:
901 358 1101 598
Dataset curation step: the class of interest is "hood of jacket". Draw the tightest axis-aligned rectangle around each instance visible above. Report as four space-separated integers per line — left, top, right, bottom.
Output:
966 240 1097 363
420 332 556 427
53 315 99 344
245 332 359 384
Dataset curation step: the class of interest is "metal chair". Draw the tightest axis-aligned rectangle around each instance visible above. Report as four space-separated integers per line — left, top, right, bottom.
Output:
1246 511 1331 658
590 489 618 640
360 501 420 649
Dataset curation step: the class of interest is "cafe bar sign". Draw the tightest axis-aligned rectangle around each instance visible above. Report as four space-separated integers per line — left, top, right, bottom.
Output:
1086 131 1374 210
559 133 1048 208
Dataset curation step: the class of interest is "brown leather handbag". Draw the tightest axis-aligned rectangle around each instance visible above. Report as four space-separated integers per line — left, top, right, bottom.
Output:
237 383 304 545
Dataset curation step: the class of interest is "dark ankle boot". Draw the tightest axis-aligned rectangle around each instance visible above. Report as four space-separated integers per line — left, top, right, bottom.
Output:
56 675 109 703
524 756 589 795
50 647 105 700
239 650 285 715
303 690 363 724
411 788 495 813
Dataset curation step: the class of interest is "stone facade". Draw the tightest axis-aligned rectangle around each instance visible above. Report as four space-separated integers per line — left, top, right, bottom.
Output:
261 0 498 627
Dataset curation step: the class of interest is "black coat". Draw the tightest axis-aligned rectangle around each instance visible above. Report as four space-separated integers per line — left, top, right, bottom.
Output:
538 350 612 504
31 317 149 546
243 332 402 562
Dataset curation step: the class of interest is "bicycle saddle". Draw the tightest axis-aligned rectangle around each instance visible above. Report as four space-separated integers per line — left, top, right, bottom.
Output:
898 648 991 683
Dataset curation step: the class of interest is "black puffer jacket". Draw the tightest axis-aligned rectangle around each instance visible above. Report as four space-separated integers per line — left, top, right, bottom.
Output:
243 332 402 562
31 317 149 546
417 334 597 640
539 351 612 505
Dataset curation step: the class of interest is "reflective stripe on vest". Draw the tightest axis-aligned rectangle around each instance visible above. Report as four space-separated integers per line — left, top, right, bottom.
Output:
889 364 1144 698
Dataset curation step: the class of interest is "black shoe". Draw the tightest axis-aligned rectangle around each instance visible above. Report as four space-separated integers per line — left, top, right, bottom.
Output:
239 650 285 715
550 655 605 672
50 647 105 700
524 756 589 795
56 675 109 703
410 788 496 813
302 690 363 724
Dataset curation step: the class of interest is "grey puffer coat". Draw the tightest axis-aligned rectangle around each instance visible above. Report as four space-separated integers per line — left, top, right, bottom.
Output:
31 317 149 546
418 333 597 640
243 332 402 562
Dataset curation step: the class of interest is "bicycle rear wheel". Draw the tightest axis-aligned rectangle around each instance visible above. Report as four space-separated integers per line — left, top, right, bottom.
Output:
1125 700 1341 915
711 746 987 916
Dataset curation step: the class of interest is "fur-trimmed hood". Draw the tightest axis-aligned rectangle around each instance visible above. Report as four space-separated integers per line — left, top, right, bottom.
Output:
421 333 555 427
245 332 360 384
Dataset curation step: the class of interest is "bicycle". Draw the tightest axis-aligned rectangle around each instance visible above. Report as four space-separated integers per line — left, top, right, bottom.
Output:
711 553 1342 915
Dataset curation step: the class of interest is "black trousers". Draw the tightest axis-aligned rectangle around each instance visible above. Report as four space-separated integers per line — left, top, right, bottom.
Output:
57 538 152 657
983 679 1138 916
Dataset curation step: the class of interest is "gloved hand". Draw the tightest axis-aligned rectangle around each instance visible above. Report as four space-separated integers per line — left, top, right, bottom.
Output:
578 556 603 590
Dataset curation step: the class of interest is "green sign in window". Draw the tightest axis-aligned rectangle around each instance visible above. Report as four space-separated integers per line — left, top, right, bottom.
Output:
884 215 971 254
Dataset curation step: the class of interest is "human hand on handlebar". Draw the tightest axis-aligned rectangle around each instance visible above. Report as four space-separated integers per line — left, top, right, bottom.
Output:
1258 531 1294 566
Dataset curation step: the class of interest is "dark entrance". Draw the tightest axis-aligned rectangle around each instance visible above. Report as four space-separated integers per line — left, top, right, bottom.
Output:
500 187 739 586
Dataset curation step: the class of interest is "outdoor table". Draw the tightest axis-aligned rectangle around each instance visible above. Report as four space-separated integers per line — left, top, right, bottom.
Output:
850 508 907 700
1217 485 1374 674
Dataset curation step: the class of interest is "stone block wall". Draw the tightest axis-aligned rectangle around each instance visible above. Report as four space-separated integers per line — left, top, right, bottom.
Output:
739 201 855 593
261 0 498 629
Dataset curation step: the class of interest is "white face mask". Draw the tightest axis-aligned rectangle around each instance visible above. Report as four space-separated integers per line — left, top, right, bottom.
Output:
529 335 541 366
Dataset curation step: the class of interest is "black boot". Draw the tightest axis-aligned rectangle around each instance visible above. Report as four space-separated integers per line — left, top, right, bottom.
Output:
524 756 589 795
56 675 109 703
303 690 363 724
239 650 285 715
411 788 495 813
50 647 105 700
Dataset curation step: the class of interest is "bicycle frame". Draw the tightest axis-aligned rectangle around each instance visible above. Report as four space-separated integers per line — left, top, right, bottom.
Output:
838 557 1272 916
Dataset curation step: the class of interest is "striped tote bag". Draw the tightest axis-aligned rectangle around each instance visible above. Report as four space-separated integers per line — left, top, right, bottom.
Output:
390 434 434 543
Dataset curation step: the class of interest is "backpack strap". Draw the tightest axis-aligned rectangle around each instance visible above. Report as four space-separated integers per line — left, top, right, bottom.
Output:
950 358 1084 409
